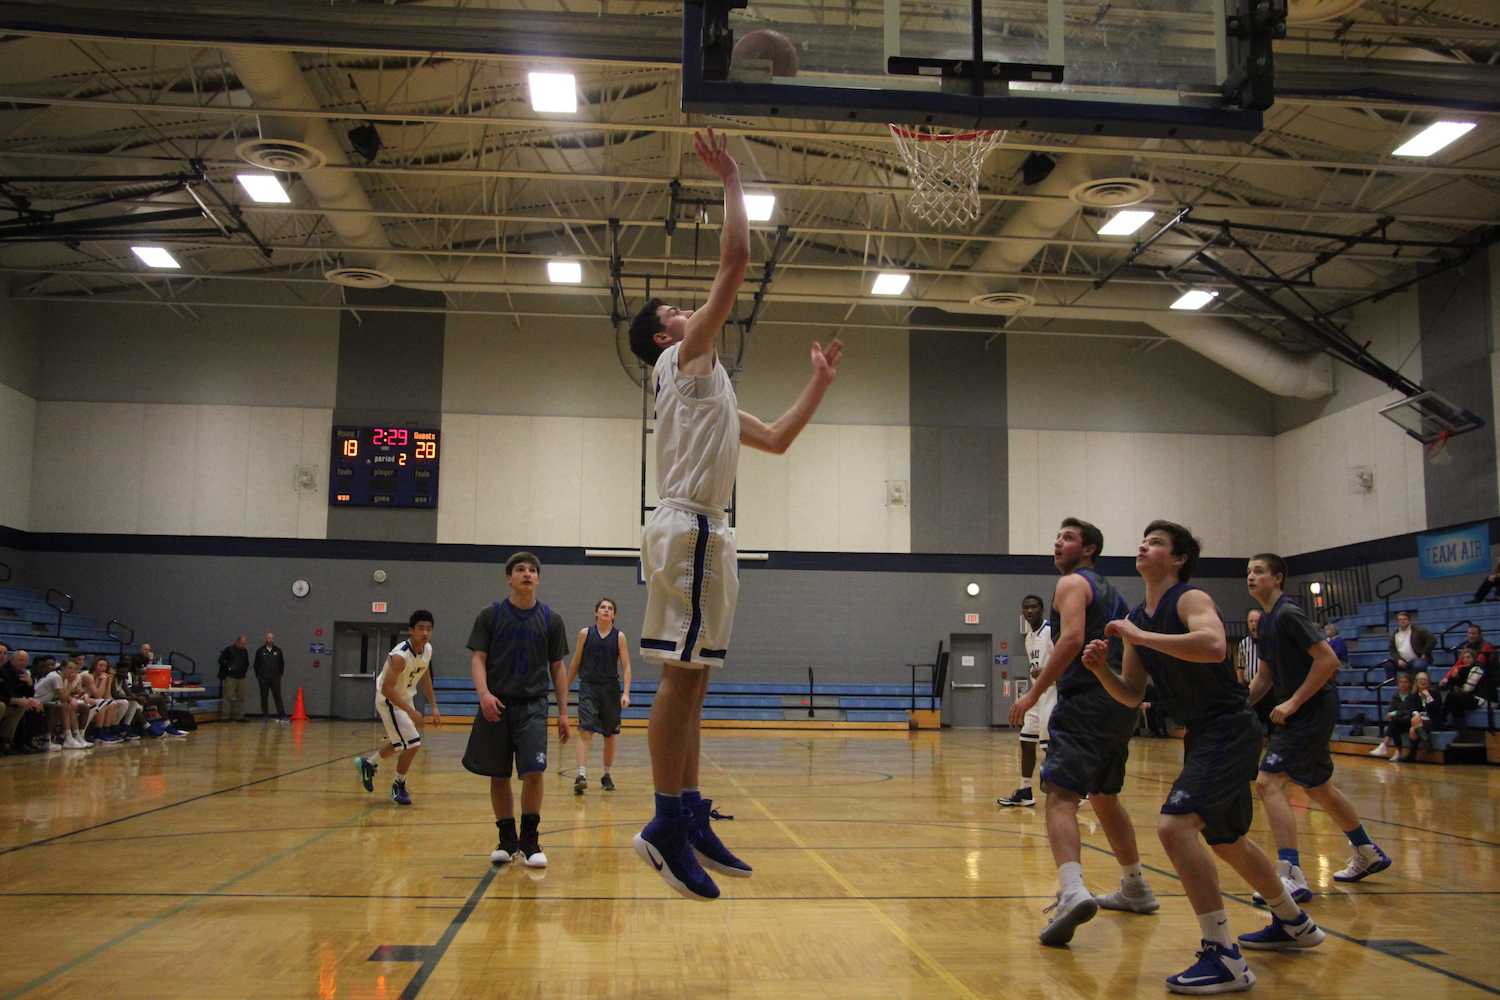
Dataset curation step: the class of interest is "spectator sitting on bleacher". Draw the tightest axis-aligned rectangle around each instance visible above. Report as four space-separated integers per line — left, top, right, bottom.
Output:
107 659 144 740
1389 611 1434 674
1438 647 1487 743
1370 671 1415 759
1460 624 1496 673
35 656 91 749
1466 558 1500 604
1 650 47 754
1404 671 1441 761
1324 623 1348 664
84 657 133 744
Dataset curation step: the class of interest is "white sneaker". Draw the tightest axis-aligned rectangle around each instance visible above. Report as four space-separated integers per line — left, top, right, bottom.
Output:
1252 860 1312 904
45 740 62 753
1096 880 1161 914
63 736 89 750
1368 741 1390 757
1040 887 1099 946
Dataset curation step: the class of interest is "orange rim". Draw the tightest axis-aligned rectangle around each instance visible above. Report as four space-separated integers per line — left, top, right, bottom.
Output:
888 124 1001 142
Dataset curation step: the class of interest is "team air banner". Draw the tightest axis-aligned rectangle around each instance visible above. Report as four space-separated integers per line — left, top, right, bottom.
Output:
1416 522 1492 579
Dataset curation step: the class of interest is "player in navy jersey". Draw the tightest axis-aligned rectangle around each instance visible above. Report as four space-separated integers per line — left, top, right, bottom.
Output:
462 552 571 868
1083 523 1323 994
567 597 632 794
1008 517 1156 947
1246 553 1390 904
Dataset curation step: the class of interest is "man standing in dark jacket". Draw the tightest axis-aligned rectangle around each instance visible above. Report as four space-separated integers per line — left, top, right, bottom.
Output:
253 632 288 723
218 635 251 722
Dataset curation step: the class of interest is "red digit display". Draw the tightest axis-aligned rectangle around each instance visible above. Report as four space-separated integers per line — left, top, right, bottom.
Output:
371 428 385 446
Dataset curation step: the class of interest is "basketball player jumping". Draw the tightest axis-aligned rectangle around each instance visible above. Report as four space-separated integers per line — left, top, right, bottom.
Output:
998 593 1053 807
626 128 844 900
1246 553 1391 907
356 609 442 806
1082 522 1323 994
1008 517 1156 946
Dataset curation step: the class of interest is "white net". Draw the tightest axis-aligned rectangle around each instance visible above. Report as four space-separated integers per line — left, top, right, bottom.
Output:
889 125 1006 229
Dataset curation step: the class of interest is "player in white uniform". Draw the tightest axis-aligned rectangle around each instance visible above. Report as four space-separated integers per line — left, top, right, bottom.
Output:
999 594 1056 807
356 610 442 805
625 128 844 901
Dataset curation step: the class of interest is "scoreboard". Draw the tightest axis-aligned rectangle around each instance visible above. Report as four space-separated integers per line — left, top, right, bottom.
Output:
329 426 440 508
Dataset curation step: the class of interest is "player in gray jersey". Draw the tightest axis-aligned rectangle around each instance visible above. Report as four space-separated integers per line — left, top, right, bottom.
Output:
626 128 844 901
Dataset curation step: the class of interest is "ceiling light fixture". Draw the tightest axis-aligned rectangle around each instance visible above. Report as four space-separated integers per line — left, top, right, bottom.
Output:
1392 121 1476 158
130 246 180 269
1098 209 1154 236
235 173 291 204
1170 289 1217 311
528 72 578 114
871 272 910 296
547 260 582 283
744 193 776 221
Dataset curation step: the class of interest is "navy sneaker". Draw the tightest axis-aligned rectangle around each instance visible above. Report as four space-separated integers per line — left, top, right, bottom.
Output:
391 780 411 806
688 798 752 877
356 756 377 793
1166 941 1255 995
1238 911 1326 951
600 773 616 792
634 814 720 900
1333 845 1391 882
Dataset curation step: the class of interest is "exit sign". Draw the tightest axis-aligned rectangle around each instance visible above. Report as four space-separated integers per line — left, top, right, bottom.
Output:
371 601 388 614
964 613 980 625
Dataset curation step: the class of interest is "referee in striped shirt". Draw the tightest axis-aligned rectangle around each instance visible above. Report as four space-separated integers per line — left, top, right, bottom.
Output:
1236 609 1272 733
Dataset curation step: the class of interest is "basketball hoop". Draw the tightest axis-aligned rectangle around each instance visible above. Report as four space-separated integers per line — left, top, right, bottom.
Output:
1424 429 1453 466
889 125 1006 229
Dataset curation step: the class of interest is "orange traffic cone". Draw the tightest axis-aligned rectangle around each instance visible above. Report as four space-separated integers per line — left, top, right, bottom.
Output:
290 686 309 722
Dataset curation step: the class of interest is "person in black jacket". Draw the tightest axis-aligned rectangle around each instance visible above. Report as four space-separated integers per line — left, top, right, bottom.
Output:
1402 671 1442 762
1371 672 1415 759
217 635 251 722
253 632 288 723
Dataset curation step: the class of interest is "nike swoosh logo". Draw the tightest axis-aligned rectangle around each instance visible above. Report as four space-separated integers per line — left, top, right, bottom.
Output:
1176 976 1226 984
647 845 664 871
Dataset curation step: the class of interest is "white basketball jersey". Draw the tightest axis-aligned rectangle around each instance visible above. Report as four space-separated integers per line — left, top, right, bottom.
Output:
1024 623 1053 679
384 640 432 699
652 342 739 515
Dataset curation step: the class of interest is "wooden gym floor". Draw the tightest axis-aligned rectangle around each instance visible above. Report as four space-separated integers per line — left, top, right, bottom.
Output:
0 721 1496 999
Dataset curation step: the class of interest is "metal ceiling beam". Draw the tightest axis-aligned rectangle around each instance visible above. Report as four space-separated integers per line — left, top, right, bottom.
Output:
0 1 681 67
6 150 1494 229
2 92 1497 179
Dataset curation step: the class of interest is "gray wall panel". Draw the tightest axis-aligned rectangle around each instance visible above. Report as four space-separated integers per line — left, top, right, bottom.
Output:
8 546 1253 713
1419 256 1497 527
909 319 1008 552
328 287 446 544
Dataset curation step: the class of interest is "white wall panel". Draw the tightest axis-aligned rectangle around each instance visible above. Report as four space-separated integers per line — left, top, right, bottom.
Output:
243 408 303 537
297 410 331 539
531 417 584 546
578 419 641 549
736 442 789 551
436 413 480 545
785 425 841 551
139 406 198 535
30 402 88 532
191 407 250 536
80 403 145 533
1006 429 1041 556
473 416 532 544
0 384 34 530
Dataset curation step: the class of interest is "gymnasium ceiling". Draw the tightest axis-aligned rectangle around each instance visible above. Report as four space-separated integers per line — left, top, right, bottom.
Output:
0 0 1497 377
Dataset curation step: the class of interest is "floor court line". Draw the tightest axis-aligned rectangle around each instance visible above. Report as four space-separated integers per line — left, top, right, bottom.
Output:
709 751 984 1000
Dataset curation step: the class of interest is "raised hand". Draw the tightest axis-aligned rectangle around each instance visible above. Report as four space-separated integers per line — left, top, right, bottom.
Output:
1081 639 1112 674
693 127 739 182
811 338 844 383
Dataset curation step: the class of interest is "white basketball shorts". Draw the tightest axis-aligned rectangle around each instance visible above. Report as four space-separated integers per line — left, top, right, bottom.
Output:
1020 683 1058 744
377 696 421 749
639 504 738 669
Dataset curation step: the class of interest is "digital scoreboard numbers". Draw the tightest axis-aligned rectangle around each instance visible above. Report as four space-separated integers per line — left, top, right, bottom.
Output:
330 426 440 508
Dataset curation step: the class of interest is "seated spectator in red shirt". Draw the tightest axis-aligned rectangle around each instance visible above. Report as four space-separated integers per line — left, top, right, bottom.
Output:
1439 647 1487 742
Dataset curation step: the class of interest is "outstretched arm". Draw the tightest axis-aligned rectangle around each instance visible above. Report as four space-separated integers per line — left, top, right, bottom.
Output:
740 339 844 454
680 129 748 368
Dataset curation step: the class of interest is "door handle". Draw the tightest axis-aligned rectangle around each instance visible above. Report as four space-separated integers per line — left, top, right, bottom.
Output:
951 682 987 689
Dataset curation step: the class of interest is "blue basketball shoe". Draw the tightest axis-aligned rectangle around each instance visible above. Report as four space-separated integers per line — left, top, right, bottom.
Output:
634 813 719 901
689 799 752 877
1166 942 1255 994
1238 911 1325 951
356 756 377 792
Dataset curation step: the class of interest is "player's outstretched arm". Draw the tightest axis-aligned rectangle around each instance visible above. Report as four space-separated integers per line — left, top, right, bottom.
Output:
1105 590 1227 664
1084 639 1148 708
739 339 843 454
680 128 748 368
